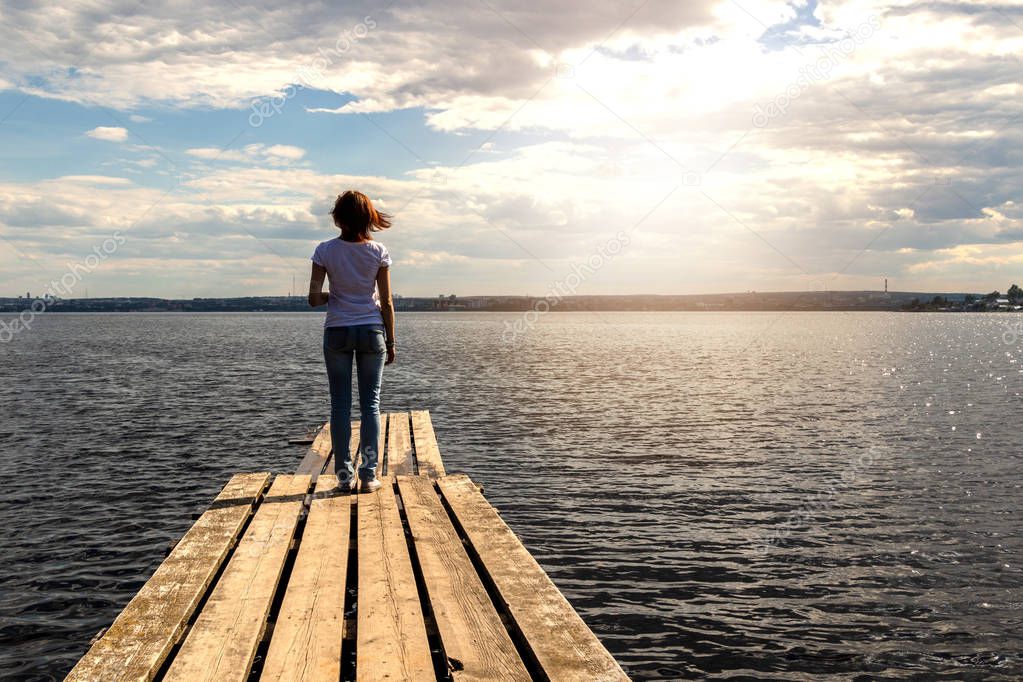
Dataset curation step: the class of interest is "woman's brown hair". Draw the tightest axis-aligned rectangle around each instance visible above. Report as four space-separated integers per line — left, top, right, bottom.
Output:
331 190 391 241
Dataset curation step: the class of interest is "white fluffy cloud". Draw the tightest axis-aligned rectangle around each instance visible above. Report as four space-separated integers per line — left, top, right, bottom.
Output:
85 126 129 142
186 144 307 165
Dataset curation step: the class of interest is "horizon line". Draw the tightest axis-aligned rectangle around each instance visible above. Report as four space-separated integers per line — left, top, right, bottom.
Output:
2 288 1006 301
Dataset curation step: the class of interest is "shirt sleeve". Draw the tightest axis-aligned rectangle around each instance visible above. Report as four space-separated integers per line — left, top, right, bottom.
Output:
379 244 393 268
311 241 325 266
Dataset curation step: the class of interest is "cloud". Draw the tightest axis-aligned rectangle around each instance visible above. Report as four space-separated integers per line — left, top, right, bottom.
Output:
397 250 469 267
264 144 307 161
57 175 135 185
0 128 1018 297
0 1 722 110
186 143 307 165
85 126 129 142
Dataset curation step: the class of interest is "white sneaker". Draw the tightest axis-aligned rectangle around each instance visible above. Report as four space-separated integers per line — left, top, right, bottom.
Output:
335 478 356 493
360 478 382 493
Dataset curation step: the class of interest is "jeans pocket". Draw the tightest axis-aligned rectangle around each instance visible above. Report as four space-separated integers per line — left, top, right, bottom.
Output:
360 327 386 354
324 327 350 352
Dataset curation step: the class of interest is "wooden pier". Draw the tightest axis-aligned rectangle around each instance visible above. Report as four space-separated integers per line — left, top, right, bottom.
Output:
66 410 628 681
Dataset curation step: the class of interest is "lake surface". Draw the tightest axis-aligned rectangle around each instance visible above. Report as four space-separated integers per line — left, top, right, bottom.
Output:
0 311 1020 680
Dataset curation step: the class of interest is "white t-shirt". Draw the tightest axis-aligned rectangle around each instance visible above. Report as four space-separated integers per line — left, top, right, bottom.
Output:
311 238 392 327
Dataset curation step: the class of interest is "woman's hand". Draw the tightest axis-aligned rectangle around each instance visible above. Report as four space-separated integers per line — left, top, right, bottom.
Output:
386 346 396 365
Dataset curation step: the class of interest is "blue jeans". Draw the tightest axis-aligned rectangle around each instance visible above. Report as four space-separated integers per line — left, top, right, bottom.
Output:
323 325 386 482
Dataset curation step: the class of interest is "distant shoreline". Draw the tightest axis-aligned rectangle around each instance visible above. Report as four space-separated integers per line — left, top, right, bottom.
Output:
1 290 1019 314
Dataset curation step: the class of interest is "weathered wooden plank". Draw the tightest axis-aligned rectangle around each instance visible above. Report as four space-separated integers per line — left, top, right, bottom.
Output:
262 474 352 681
164 474 311 682
296 424 331 476
409 410 445 478
386 412 413 476
437 475 629 682
357 478 433 681
65 473 271 682
397 476 528 681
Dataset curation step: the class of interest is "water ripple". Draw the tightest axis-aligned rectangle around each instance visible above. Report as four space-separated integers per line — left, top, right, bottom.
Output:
0 311 1020 680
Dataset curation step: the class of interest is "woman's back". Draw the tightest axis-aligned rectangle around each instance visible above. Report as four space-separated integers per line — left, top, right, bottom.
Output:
312 238 392 327
308 189 396 491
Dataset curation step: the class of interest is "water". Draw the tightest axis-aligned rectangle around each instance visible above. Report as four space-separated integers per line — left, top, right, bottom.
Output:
1 311 1020 680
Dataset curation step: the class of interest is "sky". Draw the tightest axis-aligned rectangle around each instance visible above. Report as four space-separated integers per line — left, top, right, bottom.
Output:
0 0 1020 298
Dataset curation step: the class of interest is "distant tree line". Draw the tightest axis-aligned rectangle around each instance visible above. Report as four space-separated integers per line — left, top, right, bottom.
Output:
903 284 1023 311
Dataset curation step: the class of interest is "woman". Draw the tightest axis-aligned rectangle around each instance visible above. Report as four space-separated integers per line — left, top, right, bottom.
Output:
308 190 396 493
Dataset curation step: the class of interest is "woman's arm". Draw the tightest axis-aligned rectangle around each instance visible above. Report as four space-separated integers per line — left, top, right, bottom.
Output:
376 266 396 365
308 263 329 307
